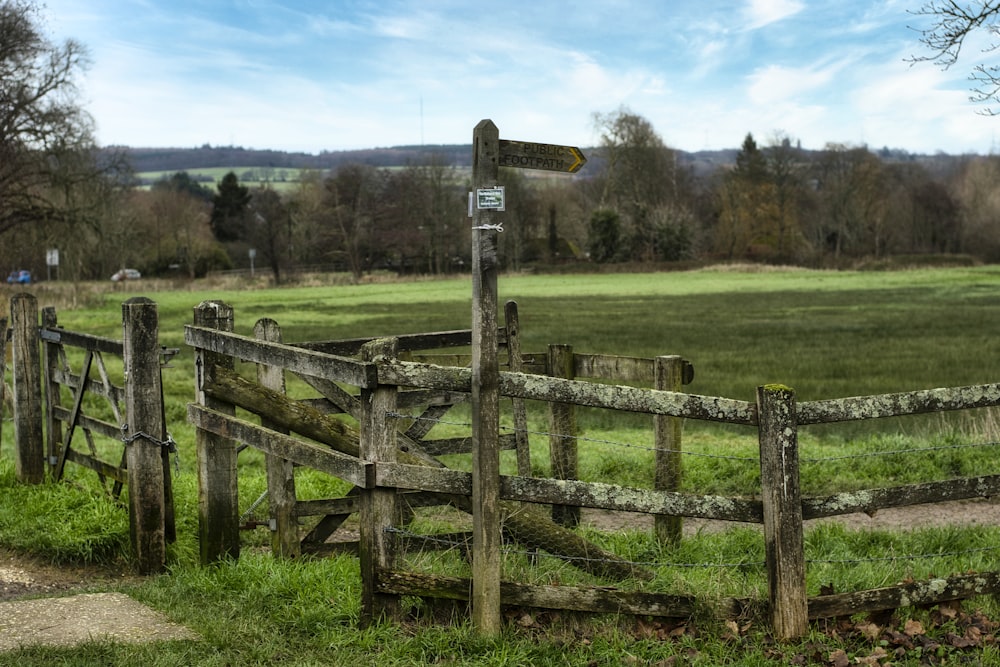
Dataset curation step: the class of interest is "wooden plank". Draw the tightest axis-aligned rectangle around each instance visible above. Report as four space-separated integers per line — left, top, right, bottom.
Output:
409 354 472 367
402 404 453 441
188 404 369 487
504 300 531 477
377 360 472 391
396 389 469 409
375 462 762 522
49 368 125 404
293 329 474 356
193 301 240 565
40 308 61 472
51 408 120 440
809 571 1000 619
574 354 655 383
803 474 1000 519
501 371 755 424
295 495 361 518
62 448 127 484
415 433 518 457
255 318 300 559
757 384 807 641
376 461 472 496
502 475 761 522
294 373 361 420
54 350 94 481
185 325 375 388
798 383 1000 424
520 353 548 372
377 570 704 618
359 338 401 624
378 361 756 424
39 327 124 355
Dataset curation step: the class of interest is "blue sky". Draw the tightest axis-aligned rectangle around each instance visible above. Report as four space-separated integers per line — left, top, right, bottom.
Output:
40 0 1000 154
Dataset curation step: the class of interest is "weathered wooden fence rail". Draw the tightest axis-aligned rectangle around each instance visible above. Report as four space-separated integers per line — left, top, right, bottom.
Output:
186 300 1000 641
4 293 175 574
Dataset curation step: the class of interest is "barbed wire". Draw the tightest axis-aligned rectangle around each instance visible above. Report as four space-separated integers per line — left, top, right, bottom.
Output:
385 411 758 462
386 411 1000 465
800 439 1000 463
384 527 762 569
385 526 1000 571
808 544 1000 565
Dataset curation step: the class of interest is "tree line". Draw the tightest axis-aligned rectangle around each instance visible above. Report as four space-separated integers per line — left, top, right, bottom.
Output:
5 0 1000 283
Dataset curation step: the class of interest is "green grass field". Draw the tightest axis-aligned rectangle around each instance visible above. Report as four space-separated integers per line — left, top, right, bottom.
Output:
137 167 307 192
2 265 1000 665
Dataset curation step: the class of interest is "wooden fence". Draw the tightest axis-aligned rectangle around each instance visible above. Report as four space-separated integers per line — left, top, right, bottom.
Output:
187 298 1000 640
4 293 175 574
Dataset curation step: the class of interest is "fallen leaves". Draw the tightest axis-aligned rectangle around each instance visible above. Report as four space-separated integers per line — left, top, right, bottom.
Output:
501 599 997 665
791 602 998 666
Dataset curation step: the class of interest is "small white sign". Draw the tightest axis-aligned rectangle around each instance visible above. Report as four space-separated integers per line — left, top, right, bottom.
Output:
46 249 59 266
476 186 505 211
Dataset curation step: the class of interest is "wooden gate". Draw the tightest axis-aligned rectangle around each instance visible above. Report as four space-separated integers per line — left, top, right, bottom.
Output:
219 301 532 558
8 293 176 573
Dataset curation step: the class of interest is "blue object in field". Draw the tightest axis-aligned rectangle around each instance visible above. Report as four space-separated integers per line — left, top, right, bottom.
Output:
6 270 30 284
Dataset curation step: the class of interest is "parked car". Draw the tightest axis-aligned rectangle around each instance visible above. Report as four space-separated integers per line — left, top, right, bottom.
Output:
111 268 141 282
6 270 31 284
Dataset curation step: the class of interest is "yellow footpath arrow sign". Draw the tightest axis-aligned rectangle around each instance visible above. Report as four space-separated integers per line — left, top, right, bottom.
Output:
498 140 587 173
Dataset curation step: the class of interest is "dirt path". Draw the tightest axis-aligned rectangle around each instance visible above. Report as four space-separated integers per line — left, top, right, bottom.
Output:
0 549 198 651
0 548 128 602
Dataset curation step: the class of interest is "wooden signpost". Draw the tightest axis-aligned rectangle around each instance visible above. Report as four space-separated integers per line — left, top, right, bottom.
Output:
499 139 587 173
469 121 586 635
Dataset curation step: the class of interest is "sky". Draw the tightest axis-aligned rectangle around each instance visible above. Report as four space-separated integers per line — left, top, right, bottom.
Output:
37 0 1000 155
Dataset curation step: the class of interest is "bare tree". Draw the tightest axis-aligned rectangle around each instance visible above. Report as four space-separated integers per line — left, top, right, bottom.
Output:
0 0 99 235
593 107 684 260
248 187 291 284
909 1 1000 113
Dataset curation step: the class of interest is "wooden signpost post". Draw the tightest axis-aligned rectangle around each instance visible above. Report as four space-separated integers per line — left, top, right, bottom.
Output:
469 120 586 634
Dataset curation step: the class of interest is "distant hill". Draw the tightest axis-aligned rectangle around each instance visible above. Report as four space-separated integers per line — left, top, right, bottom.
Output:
117 144 474 174
111 143 965 181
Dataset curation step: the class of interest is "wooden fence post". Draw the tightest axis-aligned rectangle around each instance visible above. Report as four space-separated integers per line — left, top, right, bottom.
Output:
470 118 502 635
359 337 400 625
504 300 531 477
41 307 63 472
194 300 240 564
254 318 300 559
548 343 579 527
0 316 6 449
757 384 808 641
122 297 167 574
654 355 684 543
11 293 44 483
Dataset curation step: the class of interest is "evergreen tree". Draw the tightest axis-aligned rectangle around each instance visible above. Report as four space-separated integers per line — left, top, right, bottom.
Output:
587 208 621 263
154 171 214 202
210 171 251 242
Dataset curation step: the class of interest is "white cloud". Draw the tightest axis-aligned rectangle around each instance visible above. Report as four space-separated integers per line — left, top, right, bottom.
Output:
743 0 805 30
745 62 842 106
